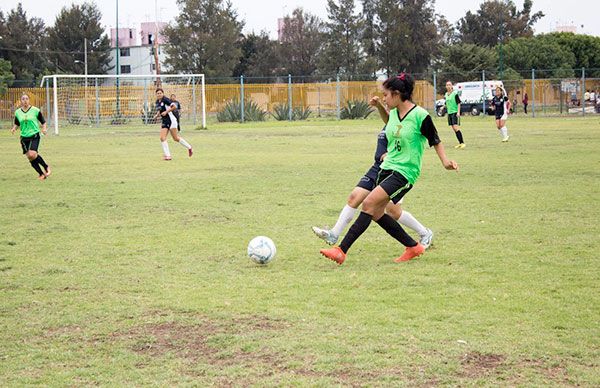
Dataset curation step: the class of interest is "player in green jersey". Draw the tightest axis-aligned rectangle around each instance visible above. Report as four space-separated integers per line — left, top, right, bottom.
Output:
320 73 458 265
445 81 466 149
11 93 52 180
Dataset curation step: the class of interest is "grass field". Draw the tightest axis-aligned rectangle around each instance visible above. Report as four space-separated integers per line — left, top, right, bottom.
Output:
1 115 599 386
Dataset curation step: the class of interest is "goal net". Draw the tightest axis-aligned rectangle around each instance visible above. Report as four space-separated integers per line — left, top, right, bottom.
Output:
39 74 206 134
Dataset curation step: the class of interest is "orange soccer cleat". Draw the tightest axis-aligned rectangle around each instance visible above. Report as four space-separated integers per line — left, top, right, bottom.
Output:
320 246 346 265
394 243 425 263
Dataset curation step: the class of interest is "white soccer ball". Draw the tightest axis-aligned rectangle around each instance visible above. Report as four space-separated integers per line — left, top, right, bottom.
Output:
247 236 276 265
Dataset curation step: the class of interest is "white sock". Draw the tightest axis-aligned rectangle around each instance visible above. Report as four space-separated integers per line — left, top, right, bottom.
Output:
398 210 427 236
178 137 192 149
161 141 171 157
331 205 357 237
502 126 509 137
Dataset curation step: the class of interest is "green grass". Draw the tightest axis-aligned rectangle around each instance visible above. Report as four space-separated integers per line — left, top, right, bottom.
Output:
1 116 599 386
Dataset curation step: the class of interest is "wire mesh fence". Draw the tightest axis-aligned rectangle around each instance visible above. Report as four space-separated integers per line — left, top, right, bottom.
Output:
2 68 599 127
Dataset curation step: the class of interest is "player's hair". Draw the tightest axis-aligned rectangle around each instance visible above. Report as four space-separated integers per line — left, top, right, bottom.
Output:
155 88 164 93
21 93 30 99
496 86 505 95
383 72 414 101
446 80 453 85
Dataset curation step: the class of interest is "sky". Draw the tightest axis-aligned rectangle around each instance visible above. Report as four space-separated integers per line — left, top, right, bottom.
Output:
1 0 598 38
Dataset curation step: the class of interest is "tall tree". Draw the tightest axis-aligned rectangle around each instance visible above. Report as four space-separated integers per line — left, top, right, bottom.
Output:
504 35 577 78
0 4 47 81
279 8 325 77
435 43 498 86
456 0 544 47
233 32 282 78
0 58 15 93
46 2 111 75
164 0 244 77
320 0 364 76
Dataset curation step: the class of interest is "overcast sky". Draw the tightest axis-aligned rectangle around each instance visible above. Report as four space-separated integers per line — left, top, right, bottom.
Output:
2 0 597 38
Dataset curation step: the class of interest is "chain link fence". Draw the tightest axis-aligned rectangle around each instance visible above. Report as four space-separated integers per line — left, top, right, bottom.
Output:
2 68 599 125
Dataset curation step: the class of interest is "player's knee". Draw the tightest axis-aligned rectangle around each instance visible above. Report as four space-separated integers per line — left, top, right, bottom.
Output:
347 192 361 208
386 204 401 220
26 151 37 160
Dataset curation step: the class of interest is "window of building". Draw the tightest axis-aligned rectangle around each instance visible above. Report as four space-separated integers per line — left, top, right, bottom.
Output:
129 29 133 39
120 48 130 57
121 65 131 74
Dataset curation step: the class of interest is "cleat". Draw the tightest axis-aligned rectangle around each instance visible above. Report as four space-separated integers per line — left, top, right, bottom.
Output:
320 246 346 265
38 174 46 181
311 226 338 245
419 228 434 249
188 148 193 157
456 143 466 149
44 166 52 177
394 243 425 263
502 136 510 142
163 156 172 161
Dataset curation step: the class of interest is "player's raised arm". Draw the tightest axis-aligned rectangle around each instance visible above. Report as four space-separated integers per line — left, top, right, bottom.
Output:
369 96 389 124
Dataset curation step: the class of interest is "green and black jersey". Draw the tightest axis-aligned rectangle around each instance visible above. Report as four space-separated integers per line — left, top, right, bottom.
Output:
444 90 461 114
380 105 441 184
14 106 45 138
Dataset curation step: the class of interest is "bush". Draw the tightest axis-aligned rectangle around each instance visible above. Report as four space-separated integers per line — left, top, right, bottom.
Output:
217 99 267 122
140 104 159 124
340 100 374 119
110 113 129 125
271 103 312 121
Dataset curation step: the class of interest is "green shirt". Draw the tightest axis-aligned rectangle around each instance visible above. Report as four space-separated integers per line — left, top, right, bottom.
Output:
444 90 461 114
14 106 43 137
380 106 439 184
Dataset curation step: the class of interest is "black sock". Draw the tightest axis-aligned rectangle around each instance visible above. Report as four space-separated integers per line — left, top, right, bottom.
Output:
35 155 48 171
339 211 372 253
455 130 464 144
375 213 417 247
30 159 44 176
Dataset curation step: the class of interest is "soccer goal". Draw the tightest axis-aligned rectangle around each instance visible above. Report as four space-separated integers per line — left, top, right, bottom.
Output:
39 74 206 134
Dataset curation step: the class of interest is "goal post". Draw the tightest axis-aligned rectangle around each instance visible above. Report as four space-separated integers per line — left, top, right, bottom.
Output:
39 74 206 134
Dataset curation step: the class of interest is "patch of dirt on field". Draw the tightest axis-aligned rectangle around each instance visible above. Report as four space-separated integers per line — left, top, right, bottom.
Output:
519 358 570 384
460 351 506 378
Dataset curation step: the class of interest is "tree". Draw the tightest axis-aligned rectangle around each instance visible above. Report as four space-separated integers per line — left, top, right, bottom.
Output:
164 0 244 77
456 0 544 47
504 36 576 78
0 58 15 93
233 32 282 78
320 0 364 76
542 33 600 77
434 43 498 89
0 4 47 81
279 8 325 77
46 2 111 75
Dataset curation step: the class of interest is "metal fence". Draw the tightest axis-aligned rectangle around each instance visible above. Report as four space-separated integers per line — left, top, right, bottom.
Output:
2 68 599 125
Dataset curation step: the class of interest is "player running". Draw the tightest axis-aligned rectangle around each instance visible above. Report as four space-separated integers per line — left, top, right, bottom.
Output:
320 73 458 265
11 93 52 181
444 81 466 149
491 86 511 142
154 88 193 160
312 95 434 249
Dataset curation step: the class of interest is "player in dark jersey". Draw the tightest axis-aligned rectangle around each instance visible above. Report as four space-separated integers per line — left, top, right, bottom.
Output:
320 73 458 265
491 87 511 142
11 93 52 180
170 94 181 132
154 88 193 160
445 81 466 149
311 95 434 249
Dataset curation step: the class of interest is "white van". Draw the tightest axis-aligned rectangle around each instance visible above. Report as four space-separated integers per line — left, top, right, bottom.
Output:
436 80 505 116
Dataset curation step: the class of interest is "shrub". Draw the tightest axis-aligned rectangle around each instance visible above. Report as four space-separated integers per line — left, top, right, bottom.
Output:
271 103 311 121
217 99 267 122
340 100 374 119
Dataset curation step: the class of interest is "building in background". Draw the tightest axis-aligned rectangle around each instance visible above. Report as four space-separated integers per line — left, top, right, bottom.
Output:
108 22 168 76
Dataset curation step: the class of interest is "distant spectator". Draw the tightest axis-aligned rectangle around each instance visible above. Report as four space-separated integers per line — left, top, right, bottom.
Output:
522 92 528 114
590 90 596 104
584 90 590 102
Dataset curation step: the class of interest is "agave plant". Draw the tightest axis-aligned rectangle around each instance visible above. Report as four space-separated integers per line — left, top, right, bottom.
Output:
217 99 267 122
340 100 374 120
271 103 311 121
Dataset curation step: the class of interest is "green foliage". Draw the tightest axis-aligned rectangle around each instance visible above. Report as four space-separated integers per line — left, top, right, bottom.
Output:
164 0 243 77
0 4 47 80
340 100 373 119
320 0 364 75
504 36 576 78
435 43 498 92
140 104 159 125
233 32 282 78
217 99 267 122
110 113 130 125
271 103 312 121
46 2 112 75
456 0 544 47
279 8 325 76
0 59 15 94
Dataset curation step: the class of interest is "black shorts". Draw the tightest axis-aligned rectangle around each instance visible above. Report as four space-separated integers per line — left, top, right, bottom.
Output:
20 134 40 154
356 164 380 191
447 113 460 126
376 169 413 204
